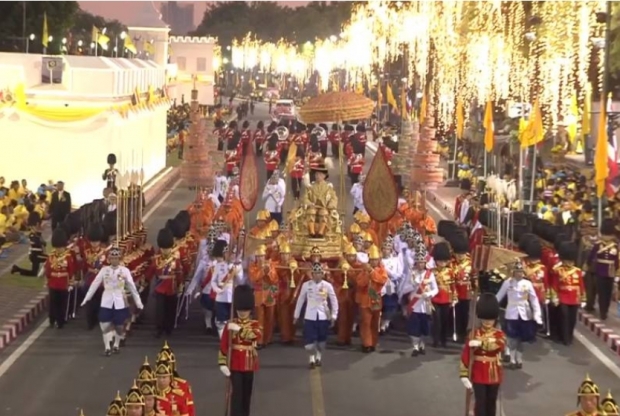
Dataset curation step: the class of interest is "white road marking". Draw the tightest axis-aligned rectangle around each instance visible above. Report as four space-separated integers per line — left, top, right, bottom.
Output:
0 178 182 379
575 330 620 378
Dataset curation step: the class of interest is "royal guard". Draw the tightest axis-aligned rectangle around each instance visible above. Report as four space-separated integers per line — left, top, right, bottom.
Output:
459 293 505 416
355 245 388 352
240 120 251 154
431 242 457 348
289 145 305 200
103 153 118 190
293 263 339 368
450 233 473 343
125 380 145 416
295 122 309 148
329 123 340 158
153 228 183 338
45 227 76 329
176 210 197 272
318 123 329 157
454 179 472 222
333 244 360 346
158 342 195 416
381 135 397 168
264 133 281 182
225 131 242 177
253 120 265 155
218 285 262 416
496 259 543 369
210 240 244 338
380 237 402 334
520 234 550 335
400 247 438 357
249 245 278 348
81 222 107 329
354 123 368 155
550 242 585 346
307 138 323 184
468 207 487 253
275 242 300 344
587 218 619 320
565 375 601 416
154 359 190 416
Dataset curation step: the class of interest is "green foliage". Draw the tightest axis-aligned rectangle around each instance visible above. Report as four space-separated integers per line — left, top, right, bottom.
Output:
192 1 353 47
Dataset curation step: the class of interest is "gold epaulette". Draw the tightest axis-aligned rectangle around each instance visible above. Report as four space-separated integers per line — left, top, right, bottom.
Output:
173 388 185 396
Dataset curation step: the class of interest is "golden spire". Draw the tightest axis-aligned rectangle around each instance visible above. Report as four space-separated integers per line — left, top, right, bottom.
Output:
79 410 85 416
143 356 149 365
115 391 122 401
607 390 614 399
131 379 139 389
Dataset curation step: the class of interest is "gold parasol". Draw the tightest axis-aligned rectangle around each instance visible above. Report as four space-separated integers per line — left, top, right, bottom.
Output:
298 92 375 124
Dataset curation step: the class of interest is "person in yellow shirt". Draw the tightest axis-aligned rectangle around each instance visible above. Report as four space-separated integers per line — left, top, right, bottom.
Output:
12 200 29 230
19 179 29 197
0 205 21 243
7 180 20 202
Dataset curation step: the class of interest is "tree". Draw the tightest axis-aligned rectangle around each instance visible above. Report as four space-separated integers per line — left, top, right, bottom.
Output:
0 1 79 53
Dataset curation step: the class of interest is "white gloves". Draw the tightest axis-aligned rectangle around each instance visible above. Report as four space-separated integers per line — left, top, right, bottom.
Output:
545 299 550 305
80 300 87 307
219 365 231 377
193 292 201 299
581 302 586 309
535 317 543 325
228 323 241 332
468 340 482 348
460 377 472 390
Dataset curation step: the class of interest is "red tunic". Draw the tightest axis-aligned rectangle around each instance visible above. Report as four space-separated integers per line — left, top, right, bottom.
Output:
218 318 262 372
353 131 367 148
152 251 183 296
81 242 107 285
290 158 304 179
541 246 559 271
263 150 280 171
432 267 457 305
525 260 549 302
349 153 364 174
454 194 465 221
469 225 485 253
240 129 251 147
44 249 76 290
308 150 322 169
328 131 340 146
551 263 585 305
173 377 194 416
459 327 505 384
253 129 265 146
453 256 473 300
159 387 189 416
225 149 240 173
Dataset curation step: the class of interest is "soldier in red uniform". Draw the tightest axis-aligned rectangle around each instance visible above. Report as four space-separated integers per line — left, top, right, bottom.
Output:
318 123 329 158
520 234 550 335
450 233 473 343
214 119 226 151
153 228 183 338
137 357 173 416
263 133 280 183
289 146 305 200
253 121 265 155
240 120 251 155
158 341 195 416
218 285 262 416
454 179 472 222
459 293 505 416
155 359 190 416
45 227 77 329
125 380 145 416
81 223 107 329
328 123 340 158
225 132 242 178
348 136 365 184
565 375 602 416
431 242 457 348
551 242 584 346
353 123 368 156
468 208 487 253
307 135 323 183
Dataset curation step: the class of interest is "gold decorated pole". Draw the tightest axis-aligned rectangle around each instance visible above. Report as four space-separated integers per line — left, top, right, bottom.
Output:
122 169 129 239
116 154 123 248
139 152 145 230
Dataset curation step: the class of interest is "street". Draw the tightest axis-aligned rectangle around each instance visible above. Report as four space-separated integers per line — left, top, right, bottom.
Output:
0 101 619 416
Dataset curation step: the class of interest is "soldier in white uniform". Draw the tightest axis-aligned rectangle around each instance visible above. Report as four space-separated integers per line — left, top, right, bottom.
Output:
214 170 229 203
350 174 366 215
209 240 245 338
380 237 403 333
495 258 543 369
81 247 143 356
262 171 286 225
293 263 339 368
187 232 218 333
399 249 438 357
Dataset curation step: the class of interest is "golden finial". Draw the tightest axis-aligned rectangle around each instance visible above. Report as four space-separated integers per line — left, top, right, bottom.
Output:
163 340 169 348
607 390 614 399
585 373 592 381
79 410 85 416
131 379 139 389
115 391 122 401
143 356 149 365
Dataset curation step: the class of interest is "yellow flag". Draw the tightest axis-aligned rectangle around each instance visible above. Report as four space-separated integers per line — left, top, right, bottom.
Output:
386 84 398 111
483 99 494 152
594 97 609 197
567 92 578 144
456 98 464 140
124 35 137 54
91 25 99 42
14 83 26 110
520 99 544 148
97 33 110 48
419 93 427 125
42 12 49 47
582 83 592 136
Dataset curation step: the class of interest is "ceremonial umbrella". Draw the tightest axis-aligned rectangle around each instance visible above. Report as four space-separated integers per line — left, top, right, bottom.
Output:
298 91 375 124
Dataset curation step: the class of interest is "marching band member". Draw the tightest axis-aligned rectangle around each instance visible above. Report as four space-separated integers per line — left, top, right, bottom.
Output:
225 131 242 177
496 258 543 369
264 133 281 182
249 245 278 348
211 240 245 338
328 123 340 158
294 262 339 368
520 234 550 335
380 237 403 334
155 358 190 416
586 218 619 321
356 245 388 352
334 244 361 346
551 242 585 346
240 120 251 154
153 228 183 338
218 285 262 416
459 293 506 416
399 248 438 357
307 136 323 183
44 227 76 329
354 123 368 155
350 174 366 215
450 233 473 343
431 242 458 348
565 375 601 416
81 246 143 356
318 123 329 158
253 120 265 155
262 171 285 225
290 146 305 200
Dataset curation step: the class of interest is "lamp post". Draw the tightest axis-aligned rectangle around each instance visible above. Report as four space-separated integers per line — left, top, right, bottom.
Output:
61 37 67 55
115 31 126 58
26 33 34 53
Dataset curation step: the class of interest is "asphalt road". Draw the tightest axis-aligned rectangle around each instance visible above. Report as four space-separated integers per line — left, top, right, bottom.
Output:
0 102 619 416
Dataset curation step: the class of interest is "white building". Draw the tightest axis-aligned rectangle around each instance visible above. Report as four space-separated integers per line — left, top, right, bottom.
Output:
167 36 217 106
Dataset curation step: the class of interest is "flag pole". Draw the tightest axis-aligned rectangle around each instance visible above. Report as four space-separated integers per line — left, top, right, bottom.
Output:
598 1 612 230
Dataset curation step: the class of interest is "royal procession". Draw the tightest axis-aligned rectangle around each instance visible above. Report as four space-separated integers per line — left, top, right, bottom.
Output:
1 1 620 416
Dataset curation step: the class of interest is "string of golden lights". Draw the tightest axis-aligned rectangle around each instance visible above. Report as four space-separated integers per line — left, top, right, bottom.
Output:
225 0 607 131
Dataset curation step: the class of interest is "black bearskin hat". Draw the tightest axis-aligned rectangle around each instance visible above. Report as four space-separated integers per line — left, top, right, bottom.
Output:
175 210 191 234
103 210 117 237
432 242 451 262
267 121 277 133
518 233 534 252
601 218 616 236
479 193 489 206
64 211 82 236
295 145 305 158
27 211 41 227
525 237 543 259
554 233 568 251
558 241 577 262
107 153 117 165
257 120 264 129
476 293 500 320
166 219 184 239
478 209 490 227
460 178 472 191
463 206 476 224
86 223 104 243
242 120 250 129
350 137 365 154
212 239 227 258
437 220 457 239
331 123 339 131
214 119 224 128
344 124 355 132
319 123 328 131
267 133 278 151
450 233 469 254
227 133 241 150
228 120 238 129
157 228 174 250
356 124 366 133
51 228 68 248
233 285 255 311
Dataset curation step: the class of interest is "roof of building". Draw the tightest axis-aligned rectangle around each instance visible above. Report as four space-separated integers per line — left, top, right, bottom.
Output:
127 1 169 29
